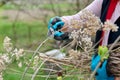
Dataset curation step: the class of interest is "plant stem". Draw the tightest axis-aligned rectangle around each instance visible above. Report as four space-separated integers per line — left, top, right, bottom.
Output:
21 38 49 80
31 59 47 80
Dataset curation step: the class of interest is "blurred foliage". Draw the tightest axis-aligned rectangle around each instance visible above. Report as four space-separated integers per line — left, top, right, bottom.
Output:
1 3 16 10
0 20 54 52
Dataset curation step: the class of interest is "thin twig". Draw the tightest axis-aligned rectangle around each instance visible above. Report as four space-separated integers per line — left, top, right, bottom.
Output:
21 38 49 80
31 59 47 80
45 66 53 80
59 40 73 50
88 37 104 53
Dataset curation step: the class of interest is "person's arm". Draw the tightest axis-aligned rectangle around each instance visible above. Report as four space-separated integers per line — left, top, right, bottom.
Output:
61 0 103 32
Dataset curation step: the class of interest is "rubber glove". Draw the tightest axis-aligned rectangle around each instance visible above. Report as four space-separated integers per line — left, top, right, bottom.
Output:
91 54 114 80
48 16 69 40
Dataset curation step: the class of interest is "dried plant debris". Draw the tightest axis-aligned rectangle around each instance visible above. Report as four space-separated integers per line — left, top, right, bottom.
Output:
0 36 26 79
103 20 119 32
107 50 120 77
69 10 119 51
68 49 91 68
70 10 102 36
107 43 120 77
69 28 93 51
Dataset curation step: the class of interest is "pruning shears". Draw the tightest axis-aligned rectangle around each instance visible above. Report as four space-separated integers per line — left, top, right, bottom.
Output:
48 16 64 38
48 27 55 37
98 46 109 61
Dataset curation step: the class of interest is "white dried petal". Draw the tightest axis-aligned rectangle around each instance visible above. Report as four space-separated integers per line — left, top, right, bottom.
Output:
3 36 11 43
104 20 119 32
3 37 13 52
1 54 11 63
18 62 22 68
17 49 24 57
4 44 12 52
13 48 24 60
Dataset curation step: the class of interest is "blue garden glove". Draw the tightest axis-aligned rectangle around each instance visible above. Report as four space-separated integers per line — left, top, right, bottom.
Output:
91 54 114 80
48 16 69 40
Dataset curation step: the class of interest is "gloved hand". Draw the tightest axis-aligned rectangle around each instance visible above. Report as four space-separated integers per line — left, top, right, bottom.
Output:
48 16 69 40
91 54 114 80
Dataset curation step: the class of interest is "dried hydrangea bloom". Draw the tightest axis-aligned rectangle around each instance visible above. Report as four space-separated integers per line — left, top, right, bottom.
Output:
103 20 119 32
17 49 24 57
13 48 24 60
3 36 13 52
70 28 93 51
70 19 83 29
70 10 102 36
1 54 11 63
0 36 27 78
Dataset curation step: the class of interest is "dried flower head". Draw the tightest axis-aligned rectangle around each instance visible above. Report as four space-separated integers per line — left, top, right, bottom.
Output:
70 28 93 51
3 36 13 52
103 20 119 32
0 36 26 79
70 10 102 36
13 48 24 60
1 54 11 63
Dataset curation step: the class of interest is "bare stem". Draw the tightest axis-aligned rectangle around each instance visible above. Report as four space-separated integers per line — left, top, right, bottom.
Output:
21 38 49 80
89 61 102 80
31 59 47 80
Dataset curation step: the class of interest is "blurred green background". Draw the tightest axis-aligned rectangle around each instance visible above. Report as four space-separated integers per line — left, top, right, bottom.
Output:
0 0 92 80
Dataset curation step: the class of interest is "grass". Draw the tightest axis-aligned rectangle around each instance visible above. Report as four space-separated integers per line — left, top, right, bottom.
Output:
0 19 54 51
1 2 77 16
3 61 46 80
1 3 17 10
1 2 74 10
40 2 77 15
3 62 81 80
40 3 72 10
